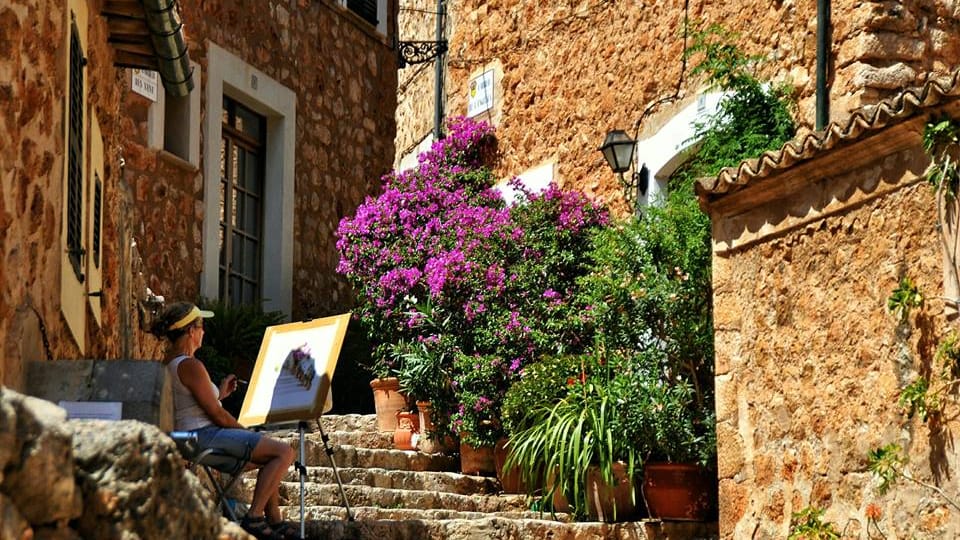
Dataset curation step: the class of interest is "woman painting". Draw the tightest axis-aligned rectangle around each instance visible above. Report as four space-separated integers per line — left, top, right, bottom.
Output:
151 301 297 540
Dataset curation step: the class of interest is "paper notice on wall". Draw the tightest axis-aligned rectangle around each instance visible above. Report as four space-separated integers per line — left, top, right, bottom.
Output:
131 69 159 101
59 400 123 420
467 69 494 117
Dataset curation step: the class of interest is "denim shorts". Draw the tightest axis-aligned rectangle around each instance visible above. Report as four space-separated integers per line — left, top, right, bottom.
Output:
192 425 262 469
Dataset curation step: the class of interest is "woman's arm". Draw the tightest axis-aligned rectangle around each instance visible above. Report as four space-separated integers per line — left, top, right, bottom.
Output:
177 357 245 429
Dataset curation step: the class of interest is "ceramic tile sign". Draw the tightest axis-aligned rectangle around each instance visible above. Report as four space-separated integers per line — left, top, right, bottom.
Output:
131 69 159 102
238 314 350 426
467 69 495 117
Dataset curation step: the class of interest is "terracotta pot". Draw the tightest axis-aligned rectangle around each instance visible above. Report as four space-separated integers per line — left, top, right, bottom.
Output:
459 436 496 476
642 462 717 521
546 468 570 513
493 438 524 493
370 377 408 432
586 462 638 522
393 411 420 451
416 401 454 454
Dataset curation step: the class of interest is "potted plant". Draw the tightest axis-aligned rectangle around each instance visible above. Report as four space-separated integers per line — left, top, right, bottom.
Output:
504 352 641 522
612 349 717 521
450 353 516 476
500 354 585 494
391 334 457 452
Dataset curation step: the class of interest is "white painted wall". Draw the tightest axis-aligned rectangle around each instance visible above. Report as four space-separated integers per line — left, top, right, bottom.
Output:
634 91 726 206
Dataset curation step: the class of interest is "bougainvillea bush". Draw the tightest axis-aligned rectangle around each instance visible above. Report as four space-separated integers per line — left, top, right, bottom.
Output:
336 117 609 446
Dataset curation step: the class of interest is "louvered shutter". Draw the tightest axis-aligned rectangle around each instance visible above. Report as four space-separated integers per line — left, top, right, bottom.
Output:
347 0 378 25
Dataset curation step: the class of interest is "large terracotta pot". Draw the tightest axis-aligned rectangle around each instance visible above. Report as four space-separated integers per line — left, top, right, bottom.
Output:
370 377 408 432
493 438 524 493
543 467 570 513
416 400 454 454
586 461 638 522
459 436 496 476
642 462 717 521
393 411 420 451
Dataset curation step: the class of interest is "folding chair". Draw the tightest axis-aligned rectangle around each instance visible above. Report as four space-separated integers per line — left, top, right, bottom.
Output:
169 431 251 522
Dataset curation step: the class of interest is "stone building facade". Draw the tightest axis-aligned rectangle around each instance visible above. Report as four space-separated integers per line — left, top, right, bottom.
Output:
397 0 960 214
698 77 960 537
0 0 398 391
392 1 960 536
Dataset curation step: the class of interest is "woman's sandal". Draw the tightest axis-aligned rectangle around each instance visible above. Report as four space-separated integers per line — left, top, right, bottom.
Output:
240 515 281 540
268 521 301 540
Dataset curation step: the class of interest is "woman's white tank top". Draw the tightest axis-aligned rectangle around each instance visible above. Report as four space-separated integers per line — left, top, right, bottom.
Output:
167 355 218 431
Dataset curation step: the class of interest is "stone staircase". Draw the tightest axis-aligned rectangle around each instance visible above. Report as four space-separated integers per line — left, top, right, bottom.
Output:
242 414 718 540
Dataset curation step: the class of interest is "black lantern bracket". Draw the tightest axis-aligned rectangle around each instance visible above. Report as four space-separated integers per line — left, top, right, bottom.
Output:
598 130 650 209
397 39 447 68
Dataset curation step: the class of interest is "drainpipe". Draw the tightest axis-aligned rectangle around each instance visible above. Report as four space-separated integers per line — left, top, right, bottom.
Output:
433 0 446 140
142 0 194 97
816 0 831 130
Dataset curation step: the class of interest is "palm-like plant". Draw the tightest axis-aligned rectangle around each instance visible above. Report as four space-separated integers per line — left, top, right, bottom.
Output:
505 372 636 519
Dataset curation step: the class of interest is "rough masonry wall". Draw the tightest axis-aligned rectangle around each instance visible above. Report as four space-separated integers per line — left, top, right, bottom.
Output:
712 145 958 537
395 0 960 215
1 0 398 390
128 0 398 320
395 0 440 166
0 0 140 388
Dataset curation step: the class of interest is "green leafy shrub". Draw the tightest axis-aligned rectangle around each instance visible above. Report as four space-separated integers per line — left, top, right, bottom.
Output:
195 298 286 414
501 354 585 436
788 506 840 540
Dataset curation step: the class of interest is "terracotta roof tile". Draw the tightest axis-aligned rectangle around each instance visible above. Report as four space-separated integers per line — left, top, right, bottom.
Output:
698 69 960 198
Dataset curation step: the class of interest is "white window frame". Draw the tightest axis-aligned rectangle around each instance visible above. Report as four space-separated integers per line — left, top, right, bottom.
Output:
634 91 727 207
146 62 202 166
201 42 295 317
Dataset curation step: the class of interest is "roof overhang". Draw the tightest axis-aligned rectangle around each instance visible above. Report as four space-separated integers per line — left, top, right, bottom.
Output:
697 69 960 215
102 0 194 97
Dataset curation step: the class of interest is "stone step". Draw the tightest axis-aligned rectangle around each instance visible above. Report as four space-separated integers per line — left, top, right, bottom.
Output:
280 504 573 523
279 429 396 450
318 414 379 433
258 415 380 439
273 512 719 540
292 442 460 471
275 481 528 513
281 467 501 495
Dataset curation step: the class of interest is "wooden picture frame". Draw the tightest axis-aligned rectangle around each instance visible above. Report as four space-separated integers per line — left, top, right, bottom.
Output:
237 313 350 426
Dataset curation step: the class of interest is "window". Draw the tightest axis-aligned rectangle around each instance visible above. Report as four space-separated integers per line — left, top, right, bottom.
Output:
67 20 85 283
218 96 266 306
62 4 92 350
202 42 295 317
339 0 386 33
347 0 378 25
144 63 201 166
92 174 102 267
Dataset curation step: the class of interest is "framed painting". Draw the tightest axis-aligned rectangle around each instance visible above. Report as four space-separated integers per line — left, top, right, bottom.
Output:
238 313 350 426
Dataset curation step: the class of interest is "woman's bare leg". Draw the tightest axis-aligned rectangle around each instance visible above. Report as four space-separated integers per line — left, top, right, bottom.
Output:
245 437 295 518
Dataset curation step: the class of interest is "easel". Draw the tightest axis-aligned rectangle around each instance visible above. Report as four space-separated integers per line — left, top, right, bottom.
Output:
238 314 354 539
291 419 354 539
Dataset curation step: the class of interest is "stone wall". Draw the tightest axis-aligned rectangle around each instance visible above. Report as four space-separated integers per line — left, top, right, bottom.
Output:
0 386 247 540
706 112 960 537
1 0 398 391
0 0 134 389
396 0 960 215
395 0 441 166
130 0 399 319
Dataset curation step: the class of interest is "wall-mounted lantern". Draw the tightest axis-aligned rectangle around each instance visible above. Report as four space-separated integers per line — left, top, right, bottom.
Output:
599 129 649 208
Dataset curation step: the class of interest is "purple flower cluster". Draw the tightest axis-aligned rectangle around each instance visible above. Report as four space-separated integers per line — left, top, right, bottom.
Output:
336 117 611 445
